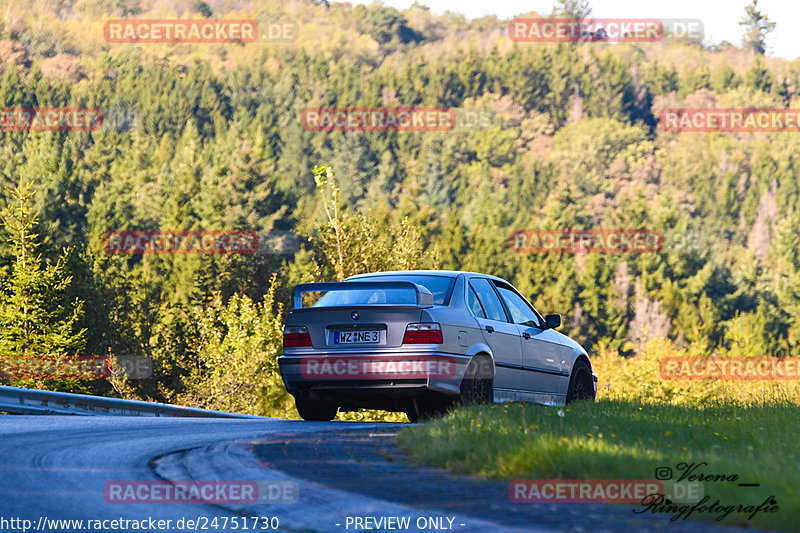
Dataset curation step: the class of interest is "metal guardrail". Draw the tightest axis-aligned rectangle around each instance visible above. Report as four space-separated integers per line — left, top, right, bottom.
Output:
0 385 258 418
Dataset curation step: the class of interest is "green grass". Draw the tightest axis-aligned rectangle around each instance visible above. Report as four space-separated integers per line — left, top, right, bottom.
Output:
396 399 799 531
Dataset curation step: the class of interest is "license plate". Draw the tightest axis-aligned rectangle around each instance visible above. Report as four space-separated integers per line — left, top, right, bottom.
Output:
334 330 380 344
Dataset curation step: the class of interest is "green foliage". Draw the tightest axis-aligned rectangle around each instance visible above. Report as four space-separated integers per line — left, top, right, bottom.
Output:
178 278 292 416
353 4 422 46
549 118 650 193
711 65 741 93
743 57 776 93
0 0 798 415
0 178 86 390
309 164 430 282
0 179 85 356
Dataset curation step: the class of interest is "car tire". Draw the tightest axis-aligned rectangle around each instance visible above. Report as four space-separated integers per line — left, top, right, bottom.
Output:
295 397 338 421
405 408 421 423
405 398 425 423
406 399 448 423
458 356 493 405
566 359 595 404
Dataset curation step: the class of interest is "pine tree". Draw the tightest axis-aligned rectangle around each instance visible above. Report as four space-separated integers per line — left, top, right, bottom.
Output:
0 178 86 385
553 0 593 20
739 0 776 55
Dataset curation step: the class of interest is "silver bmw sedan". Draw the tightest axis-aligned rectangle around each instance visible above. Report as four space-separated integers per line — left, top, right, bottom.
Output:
278 270 597 421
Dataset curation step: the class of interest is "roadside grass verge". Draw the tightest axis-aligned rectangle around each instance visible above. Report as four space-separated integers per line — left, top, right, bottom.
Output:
396 399 798 530
397 340 800 531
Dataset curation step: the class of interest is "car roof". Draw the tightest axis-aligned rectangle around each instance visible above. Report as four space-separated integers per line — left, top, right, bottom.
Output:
346 270 510 284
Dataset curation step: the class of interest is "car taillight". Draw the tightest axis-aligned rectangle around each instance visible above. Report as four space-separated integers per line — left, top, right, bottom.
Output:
284 325 312 347
403 323 443 344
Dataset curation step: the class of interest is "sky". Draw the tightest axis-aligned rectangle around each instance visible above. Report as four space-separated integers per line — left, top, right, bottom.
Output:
335 0 800 60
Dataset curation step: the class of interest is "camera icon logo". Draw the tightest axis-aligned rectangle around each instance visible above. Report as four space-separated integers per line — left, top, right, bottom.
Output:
655 467 673 480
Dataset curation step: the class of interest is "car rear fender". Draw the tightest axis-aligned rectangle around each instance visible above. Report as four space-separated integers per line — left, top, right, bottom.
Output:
464 345 495 377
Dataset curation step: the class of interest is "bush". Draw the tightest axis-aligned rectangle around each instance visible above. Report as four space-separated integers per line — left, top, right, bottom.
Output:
594 338 800 406
177 277 295 417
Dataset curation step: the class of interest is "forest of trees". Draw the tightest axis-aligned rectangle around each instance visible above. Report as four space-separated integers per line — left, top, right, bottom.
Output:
0 0 798 416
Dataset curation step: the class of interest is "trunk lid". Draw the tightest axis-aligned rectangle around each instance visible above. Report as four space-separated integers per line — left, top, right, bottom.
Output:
286 280 435 350
288 306 425 349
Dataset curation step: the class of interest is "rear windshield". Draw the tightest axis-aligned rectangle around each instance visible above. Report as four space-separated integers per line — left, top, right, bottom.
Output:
312 275 455 307
312 287 417 307
351 275 455 306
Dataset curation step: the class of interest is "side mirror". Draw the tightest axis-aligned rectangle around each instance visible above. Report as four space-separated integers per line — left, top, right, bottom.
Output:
545 314 561 329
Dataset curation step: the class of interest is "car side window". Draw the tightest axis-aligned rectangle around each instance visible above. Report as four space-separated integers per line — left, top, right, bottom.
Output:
468 279 508 322
467 286 486 318
494 284 543 328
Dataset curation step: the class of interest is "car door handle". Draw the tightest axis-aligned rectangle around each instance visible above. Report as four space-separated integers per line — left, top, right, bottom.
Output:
485 325 494 333
522 332 531 339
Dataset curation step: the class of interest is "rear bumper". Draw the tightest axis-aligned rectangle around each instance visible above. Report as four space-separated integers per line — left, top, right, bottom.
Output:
278 351 471 401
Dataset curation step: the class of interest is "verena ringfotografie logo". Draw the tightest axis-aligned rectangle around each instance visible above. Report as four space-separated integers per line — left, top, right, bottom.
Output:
661 357 800 380
509 18 663 42
1 108 102 131
641 462 777 522
300 108 456 132
104 481 298 504
509 230 663 254
661 109 800 132
300 356 456 380
104 230 258 255
0 355 152 380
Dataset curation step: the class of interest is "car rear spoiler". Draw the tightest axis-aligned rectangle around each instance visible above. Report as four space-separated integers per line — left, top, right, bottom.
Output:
291 281 434 310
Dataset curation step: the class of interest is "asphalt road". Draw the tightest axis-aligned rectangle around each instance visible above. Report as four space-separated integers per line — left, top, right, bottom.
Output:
0 416 768 533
